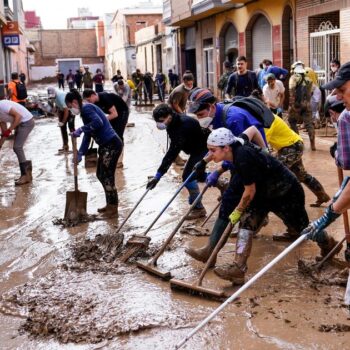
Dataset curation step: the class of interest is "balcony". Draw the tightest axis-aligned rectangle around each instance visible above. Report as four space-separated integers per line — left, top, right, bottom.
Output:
163 0 172 25
170 0 248 27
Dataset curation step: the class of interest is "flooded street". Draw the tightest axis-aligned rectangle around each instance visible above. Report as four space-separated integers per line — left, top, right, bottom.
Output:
0 87 349 349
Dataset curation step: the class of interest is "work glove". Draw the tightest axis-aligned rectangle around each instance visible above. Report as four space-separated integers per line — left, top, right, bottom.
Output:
206 170 220 187
57 122 64 127
71 127 83 138
2 129 12 138
345 243 350 263
229 209 242 225
146 172 162 190
330 142 337 158
193 159 207 175
303 204 341 241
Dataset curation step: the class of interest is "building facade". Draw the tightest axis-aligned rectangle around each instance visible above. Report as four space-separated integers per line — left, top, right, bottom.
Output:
105 7 163 79
165 0 295 94
296 0 350 86
28 28 104 81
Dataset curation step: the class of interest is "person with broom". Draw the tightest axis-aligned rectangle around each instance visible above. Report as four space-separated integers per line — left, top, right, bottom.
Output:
65 89 123 218
188 127 340 285
146 103 210 220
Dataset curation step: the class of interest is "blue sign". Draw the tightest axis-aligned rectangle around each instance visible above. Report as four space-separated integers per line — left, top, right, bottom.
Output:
3 34 20 46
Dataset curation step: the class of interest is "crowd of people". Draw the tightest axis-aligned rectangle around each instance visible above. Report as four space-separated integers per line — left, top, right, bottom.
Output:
0 57 349 302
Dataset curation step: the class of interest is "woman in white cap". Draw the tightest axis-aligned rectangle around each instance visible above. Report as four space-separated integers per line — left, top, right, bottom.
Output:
186 127 340 285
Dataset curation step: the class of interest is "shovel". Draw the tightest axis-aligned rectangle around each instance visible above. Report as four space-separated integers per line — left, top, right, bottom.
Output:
64 136 87 222
137 184 209 280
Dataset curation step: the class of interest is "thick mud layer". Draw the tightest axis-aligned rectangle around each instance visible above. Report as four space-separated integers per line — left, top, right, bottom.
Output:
298 259 349 287
180 223 211 236
53 214 99 228
0 270 197 344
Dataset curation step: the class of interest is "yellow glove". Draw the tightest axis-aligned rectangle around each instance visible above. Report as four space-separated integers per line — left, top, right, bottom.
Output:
229 209 242 225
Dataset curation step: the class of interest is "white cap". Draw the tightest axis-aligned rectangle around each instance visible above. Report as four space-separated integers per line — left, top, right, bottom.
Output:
207 127 243 146
294 65 305 74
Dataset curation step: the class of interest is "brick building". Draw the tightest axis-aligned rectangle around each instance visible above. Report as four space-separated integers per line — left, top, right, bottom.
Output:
28 28 104 81
105 7 162 79
295 0 350 86
165 0 295 94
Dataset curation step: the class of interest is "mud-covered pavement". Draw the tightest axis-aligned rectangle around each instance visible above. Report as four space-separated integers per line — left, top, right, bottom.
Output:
0 85 350 349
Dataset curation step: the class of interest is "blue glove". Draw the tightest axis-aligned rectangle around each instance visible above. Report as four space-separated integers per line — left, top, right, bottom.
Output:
303 204 341 241
71 127 83 138
206 171 220 187
147 172 162 190
222 160 234 171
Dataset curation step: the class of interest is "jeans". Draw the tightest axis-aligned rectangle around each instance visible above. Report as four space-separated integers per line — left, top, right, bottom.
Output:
59 110 75 146
13 118 35 163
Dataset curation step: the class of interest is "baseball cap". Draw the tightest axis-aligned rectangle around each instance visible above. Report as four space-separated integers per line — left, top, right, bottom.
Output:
322 61 350 90
188 88 216 113
325 95 345 114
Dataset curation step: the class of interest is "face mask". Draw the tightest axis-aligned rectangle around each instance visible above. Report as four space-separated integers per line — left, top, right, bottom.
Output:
331 66 338 73
184 85 192 91
70 107 80 115
156 122 167 130
199 117 212 128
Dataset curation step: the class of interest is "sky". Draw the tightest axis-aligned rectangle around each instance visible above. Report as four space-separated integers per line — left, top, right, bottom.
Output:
22 0 162 29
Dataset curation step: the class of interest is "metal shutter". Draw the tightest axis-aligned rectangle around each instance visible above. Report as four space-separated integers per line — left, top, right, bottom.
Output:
252 16 272 70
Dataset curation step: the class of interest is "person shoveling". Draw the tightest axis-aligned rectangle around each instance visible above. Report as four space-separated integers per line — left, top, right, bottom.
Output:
65 89 123 220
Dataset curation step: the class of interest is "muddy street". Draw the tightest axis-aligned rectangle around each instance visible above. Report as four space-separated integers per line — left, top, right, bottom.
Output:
0 87 349 349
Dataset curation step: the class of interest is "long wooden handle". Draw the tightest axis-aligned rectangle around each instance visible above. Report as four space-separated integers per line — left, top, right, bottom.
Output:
72 136 78 192
337 167 350 243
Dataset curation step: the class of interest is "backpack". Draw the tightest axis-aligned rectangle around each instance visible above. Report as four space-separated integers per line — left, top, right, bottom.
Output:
15 81 28 100
217 72 230 90
294 76 311 107
221 96 274 129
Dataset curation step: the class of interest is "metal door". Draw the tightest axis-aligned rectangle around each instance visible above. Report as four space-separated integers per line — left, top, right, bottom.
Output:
252 16 272 70
58 60 81 77
310 21 340 86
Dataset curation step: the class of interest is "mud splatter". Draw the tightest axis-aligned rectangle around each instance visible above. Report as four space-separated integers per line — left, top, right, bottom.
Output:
297 259 348 287
319 323 350 332
180 224 210 236
53 214 100 228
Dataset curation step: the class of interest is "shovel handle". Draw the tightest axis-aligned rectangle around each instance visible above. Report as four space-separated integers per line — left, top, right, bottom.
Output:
337 167 350 243
200 200 221 228
71 136 78 192
150 184 209 266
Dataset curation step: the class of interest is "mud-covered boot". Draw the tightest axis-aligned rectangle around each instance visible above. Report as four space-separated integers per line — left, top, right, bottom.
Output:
185 218 230 267
214 228 253 285
25 161 32 182
185 207 207 220
309 134 316 151
303 175 331 207
98 204 118 218
272 227 299 242
15 162 31 186
185 181 206 220
185 244 216 267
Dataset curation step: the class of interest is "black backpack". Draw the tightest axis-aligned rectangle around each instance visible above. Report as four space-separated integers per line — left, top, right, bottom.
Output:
221 96 274 129
294 76 311 107
15 81 28 100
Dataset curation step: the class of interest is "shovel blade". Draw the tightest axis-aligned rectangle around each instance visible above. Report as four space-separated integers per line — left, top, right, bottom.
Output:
64 190 88 221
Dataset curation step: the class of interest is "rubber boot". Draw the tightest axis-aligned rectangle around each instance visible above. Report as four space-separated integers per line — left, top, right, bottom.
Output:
272 226 299 242
214 229 253 285
315 230 342 261
185 218 229 267
98 204 118 218
185 181 206 220
303 175 331 207
15 162 31 186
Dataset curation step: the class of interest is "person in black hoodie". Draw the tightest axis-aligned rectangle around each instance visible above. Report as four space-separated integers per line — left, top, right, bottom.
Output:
147 103 209 219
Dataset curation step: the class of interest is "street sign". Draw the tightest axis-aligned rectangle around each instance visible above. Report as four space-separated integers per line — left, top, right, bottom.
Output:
1 21 19 35
3 34 20 46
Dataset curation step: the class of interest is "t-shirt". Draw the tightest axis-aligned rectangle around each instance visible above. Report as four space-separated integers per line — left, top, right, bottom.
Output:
0 100 33 123
55 90 67 110
96 92 128 115
8 80 26 102
263 80 285 108
168 83 190 112
264 115 302 151
232 142 297 199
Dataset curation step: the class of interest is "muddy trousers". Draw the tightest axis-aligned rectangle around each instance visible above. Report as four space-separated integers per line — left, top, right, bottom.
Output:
96 137 123 205
288 107 315 142
59 110 75 147
183 151 208 209
277 141 328 200
13 118 35 164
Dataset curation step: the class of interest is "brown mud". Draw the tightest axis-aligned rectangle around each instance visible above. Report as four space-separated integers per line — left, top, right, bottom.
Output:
0 86 350 349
